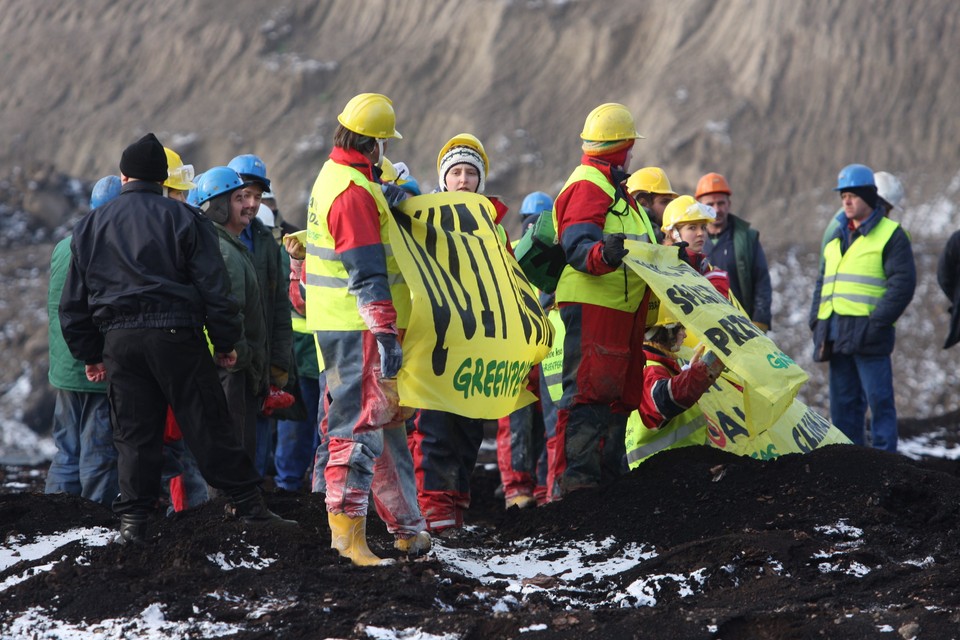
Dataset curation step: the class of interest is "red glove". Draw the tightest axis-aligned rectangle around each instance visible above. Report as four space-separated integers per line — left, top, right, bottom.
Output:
261 385 295 416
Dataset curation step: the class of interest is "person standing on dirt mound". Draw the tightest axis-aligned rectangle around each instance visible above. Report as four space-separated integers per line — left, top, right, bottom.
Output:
305 94 429 566
227 153 293 478
810 163 916 452
626 166 678 242
547 103 657 501
695 172 772 331
409 133 521 532
60 133 296 545
44 175 122 508
193 167 271 466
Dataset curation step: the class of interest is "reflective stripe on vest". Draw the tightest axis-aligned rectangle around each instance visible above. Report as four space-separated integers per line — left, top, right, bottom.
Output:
625 360 708 468
552 164 656 312
818 217 898 319
304 159 411 331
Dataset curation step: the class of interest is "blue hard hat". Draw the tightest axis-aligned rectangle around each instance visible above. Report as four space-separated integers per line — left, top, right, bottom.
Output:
194 167 244 206
520 191 553 215
835 164 875 191
399 177 421 196
186 172 204 206
90 175 122 209
228 154 271 191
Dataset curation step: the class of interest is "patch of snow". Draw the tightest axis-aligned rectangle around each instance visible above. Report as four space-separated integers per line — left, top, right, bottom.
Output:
1 604 244 639
363 625 461 640
814 519 863 538
614 568 709 607
207 543 276 571
0 527 114 573
520 623 548 632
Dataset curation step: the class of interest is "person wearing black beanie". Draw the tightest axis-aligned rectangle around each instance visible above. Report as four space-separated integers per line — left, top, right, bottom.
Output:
119 133 168 182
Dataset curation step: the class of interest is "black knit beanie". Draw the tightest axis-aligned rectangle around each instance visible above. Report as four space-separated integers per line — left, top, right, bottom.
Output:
843 185 879 211
119 133 168 182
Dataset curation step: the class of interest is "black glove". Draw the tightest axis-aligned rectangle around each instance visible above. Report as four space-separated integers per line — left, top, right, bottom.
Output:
675 241 697 268
601 233 628 267
375 333 403 379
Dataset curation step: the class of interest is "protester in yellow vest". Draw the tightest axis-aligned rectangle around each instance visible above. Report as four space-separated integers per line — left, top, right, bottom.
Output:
626 309 724 468
546 103 657 501
810 163 915 452
304 93 428 566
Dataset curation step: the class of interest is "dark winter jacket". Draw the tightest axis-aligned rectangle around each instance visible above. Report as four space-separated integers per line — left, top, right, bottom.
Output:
937 229 960 349
60 181 241 363
240 217 292 379
809 206 915 361
215 224 269 393
703 214 772 328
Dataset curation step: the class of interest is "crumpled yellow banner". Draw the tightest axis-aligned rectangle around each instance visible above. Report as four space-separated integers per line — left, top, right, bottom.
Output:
390 192 554 419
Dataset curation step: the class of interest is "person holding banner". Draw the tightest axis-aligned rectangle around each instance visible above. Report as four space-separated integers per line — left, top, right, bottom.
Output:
810 163 915 452
305 93 429 566
660 195 731 300
410 132 521 533
626 308 725 467
547 103 657 501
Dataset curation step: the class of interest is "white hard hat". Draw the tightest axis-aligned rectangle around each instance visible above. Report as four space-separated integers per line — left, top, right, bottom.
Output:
875 172 904 209
256 203 276 227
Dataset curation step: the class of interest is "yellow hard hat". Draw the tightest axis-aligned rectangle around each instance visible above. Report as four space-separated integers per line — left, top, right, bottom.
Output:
644 300 680 340
661 195 716 233
580 103 645 142
379 156 399 182
626 167 678 197
163 147 196 191
436 133 490 175
337 93 402 139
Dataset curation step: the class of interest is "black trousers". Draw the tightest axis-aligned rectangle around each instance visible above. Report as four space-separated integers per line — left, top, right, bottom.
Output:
103 327 260 514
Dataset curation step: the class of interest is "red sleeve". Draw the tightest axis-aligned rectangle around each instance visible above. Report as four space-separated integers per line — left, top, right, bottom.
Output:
288 259 306 316
328 183 383 252
554 180 617 275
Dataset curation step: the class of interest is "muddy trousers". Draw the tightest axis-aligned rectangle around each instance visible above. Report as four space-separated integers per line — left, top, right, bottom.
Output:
314 330 424 536
547 302 646 501
496 366 549 503
103 328 261 515
411 410 485 532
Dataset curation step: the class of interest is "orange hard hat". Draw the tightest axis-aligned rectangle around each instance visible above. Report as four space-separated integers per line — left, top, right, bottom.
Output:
695 172 732 199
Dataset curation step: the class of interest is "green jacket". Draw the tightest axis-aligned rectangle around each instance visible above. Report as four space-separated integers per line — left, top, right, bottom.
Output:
48 237 106 393
216 225 269 393
243 218 293 377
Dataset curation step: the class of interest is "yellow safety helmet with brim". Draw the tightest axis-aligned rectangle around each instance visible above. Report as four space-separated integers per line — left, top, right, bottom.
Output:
436 133 490 175
627 166 678 197
338 93 402 139
163 147 197 192
661 195 716 233
580 103 645 141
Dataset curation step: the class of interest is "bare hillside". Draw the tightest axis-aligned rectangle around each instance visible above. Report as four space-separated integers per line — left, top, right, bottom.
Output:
1 0 957 242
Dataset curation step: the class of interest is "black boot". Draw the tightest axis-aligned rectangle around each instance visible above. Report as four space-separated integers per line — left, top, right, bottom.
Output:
230 488 298 529
119 512 151 546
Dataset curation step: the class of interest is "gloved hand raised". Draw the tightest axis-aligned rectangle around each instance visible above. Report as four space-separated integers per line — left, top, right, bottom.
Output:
375 333 403 379
675 241 697 268
601 233 628 267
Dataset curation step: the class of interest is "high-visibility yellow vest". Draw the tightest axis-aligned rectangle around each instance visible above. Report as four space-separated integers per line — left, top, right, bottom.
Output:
552 164 656 312
541 307 565 403
818 217 898 319
304 160 410 331
624 360 708 469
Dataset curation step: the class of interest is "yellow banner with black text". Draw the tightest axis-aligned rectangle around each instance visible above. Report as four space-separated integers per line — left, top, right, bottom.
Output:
390 192 554 419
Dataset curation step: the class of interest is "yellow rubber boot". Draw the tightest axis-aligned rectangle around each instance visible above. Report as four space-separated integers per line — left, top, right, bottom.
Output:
394 531 432 556
328 513 393 567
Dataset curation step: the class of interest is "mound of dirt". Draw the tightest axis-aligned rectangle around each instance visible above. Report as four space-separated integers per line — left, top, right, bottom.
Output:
3 444 960 639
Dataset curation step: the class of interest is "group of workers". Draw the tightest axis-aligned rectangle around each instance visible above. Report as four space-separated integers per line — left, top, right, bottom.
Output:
46 91 922 568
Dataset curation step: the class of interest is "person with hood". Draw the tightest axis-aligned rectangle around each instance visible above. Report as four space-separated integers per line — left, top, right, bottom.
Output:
60 133 294 545
409 133 516 533
810 163 915 451
546 103 657 501
45 176 122 507
305 93 428 566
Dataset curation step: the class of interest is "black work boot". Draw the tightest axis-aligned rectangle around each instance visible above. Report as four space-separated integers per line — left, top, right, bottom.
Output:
230 488 298 529
119 512 151 546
